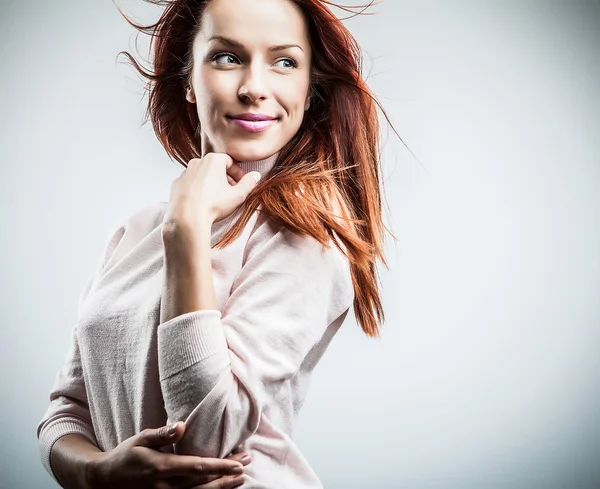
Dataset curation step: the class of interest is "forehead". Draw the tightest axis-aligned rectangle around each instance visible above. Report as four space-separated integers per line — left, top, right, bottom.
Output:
199 0 309 49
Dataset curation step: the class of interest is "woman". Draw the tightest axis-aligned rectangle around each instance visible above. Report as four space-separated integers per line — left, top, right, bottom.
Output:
36 0 395 487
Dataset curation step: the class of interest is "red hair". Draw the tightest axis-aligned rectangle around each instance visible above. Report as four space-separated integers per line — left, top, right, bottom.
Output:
115 0 406 338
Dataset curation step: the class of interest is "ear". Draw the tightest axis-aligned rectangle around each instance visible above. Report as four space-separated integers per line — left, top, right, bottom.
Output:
304 95 310 111
186 85 196 104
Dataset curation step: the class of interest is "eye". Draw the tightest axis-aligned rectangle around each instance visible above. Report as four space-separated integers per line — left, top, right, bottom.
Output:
274 58 298 69
211 52 239 65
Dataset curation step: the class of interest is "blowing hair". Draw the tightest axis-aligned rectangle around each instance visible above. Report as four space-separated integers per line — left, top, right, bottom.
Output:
114 0 404 338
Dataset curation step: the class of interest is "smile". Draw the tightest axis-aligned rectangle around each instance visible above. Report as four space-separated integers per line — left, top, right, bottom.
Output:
226 117 279 133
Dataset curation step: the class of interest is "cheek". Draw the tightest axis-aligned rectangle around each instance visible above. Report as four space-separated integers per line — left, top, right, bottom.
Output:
197 71 231 111
279 83 309 114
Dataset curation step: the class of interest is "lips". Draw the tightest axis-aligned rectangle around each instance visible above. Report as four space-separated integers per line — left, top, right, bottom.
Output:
228 113 278 121
226 111 281 134
227 116 278 133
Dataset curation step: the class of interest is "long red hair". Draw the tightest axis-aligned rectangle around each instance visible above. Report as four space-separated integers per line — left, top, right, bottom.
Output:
115 0 405 338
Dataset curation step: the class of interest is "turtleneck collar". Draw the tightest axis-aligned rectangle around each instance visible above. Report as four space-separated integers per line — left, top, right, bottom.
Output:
159 151 281 243
235 150 280 179
205 150 281 243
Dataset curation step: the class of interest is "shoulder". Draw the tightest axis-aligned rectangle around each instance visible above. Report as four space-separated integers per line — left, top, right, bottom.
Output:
78 201 165 308
98 201 166 272
242 212 355 322
116 200 166 236
245 211 344 266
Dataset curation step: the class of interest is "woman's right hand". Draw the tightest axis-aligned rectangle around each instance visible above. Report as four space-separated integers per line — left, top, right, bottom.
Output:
87 421 249 489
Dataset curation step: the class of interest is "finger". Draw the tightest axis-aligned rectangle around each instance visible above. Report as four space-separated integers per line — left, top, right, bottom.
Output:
192 458 245 477
136 422 184 448
232 172 261 200
160 473 221 488
152 453 244 478
190 474 245 489
226 163 245 183
227 174 236 186
225 452 252 466
158 471 223 487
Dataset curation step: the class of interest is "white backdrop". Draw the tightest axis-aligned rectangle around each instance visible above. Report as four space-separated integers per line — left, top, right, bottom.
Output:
1 1 599 488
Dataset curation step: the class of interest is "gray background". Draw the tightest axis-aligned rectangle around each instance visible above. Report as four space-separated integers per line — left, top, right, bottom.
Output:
1 0 599 488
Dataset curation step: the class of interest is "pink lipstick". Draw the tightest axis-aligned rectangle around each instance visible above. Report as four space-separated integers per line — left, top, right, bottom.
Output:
227 117 278 133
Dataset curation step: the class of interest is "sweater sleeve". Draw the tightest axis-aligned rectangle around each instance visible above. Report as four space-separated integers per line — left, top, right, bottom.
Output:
157 216 355 458
36 221 126 482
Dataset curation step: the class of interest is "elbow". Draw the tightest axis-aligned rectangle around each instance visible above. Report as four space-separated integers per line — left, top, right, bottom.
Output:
172 372 262 458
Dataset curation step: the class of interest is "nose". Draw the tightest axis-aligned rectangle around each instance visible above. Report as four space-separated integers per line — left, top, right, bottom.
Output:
238 61 268 103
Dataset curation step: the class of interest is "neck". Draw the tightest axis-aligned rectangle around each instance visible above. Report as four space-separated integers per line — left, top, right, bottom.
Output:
209 150 280 240
235 151 280 179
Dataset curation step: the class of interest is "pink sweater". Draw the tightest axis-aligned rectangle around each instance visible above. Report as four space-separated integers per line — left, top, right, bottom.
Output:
36 151 355 488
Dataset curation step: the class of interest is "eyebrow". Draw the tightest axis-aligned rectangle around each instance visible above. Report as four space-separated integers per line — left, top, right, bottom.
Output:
207 35 304 53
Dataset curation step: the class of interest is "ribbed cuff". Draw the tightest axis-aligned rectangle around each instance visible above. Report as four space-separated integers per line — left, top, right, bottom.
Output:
38 418 98 482
157 310 227 380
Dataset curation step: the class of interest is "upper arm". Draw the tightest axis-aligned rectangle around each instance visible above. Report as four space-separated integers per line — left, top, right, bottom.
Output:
223 217 354 381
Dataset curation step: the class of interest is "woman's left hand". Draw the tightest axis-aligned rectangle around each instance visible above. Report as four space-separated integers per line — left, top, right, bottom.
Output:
164 152 261 227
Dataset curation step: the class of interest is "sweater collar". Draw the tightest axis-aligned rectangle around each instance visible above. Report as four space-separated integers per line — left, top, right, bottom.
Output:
208 150 280 244
235 150 280 179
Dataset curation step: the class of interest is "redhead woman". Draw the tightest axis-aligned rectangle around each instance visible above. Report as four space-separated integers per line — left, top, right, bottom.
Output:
36 0 395 487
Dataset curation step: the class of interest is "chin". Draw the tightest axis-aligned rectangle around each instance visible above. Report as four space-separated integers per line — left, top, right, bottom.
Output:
225 143 279 162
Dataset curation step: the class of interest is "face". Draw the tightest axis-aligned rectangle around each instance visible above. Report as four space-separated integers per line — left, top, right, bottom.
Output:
186 0 312 161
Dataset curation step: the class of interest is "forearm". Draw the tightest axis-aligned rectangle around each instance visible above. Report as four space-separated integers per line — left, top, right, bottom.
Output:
50 434 103 489
158 217 238 457
160 217 217 324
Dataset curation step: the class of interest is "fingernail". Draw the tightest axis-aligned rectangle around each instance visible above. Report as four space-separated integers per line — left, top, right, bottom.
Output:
251 172 261 182
232 465 244 474
240 455 251 465
168 422 179 435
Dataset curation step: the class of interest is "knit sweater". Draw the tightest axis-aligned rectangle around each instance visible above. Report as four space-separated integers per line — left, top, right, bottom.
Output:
36 151 355 489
